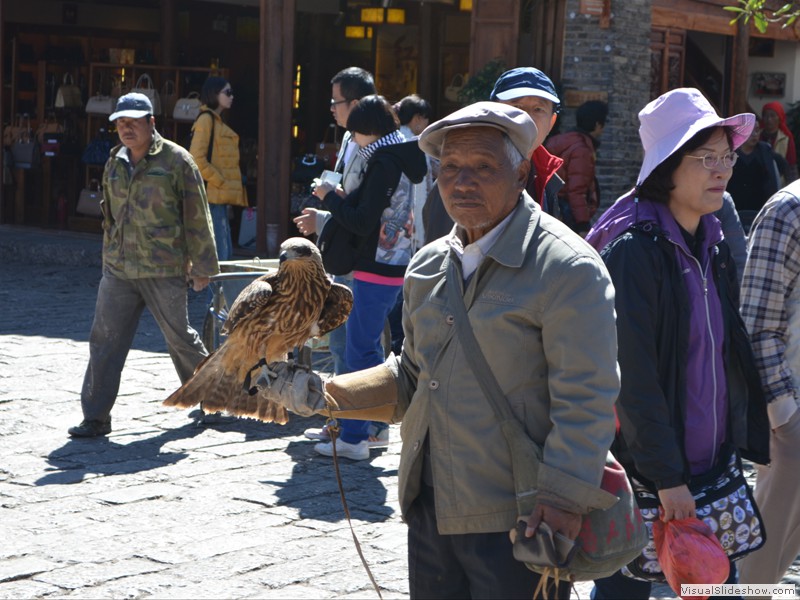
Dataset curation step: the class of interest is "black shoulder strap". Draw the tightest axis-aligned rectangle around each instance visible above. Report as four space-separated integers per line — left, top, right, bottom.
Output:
195 110 215 163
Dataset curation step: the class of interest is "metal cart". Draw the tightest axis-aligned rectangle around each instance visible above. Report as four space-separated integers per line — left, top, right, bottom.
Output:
202 258 333 372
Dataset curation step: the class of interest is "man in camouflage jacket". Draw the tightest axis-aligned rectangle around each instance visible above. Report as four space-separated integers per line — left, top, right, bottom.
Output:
69 93 219 438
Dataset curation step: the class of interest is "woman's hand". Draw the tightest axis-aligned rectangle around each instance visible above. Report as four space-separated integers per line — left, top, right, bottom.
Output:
658 484 696 521
293 208 319 237
312 181 335 200
312 180 345 201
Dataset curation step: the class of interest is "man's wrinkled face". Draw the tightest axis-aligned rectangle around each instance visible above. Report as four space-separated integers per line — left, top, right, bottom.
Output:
115 116 155 156
437 127 529 244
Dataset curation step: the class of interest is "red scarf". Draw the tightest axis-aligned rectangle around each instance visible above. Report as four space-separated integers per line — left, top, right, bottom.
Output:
762 101 796 166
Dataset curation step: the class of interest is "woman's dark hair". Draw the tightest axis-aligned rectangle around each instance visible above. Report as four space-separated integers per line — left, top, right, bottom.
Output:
639 126 734 204
200 76 229 109
346 95 399 137
576 100 608 133
395 94 433 126
331 67 376 103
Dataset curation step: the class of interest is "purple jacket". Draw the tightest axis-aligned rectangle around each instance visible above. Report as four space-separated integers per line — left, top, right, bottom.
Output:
587 191 728 477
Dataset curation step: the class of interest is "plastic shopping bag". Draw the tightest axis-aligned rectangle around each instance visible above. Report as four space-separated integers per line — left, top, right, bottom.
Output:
653 517 729 600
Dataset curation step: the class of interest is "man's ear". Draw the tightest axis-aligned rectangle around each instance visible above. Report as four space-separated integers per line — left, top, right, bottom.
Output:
549 112 558 132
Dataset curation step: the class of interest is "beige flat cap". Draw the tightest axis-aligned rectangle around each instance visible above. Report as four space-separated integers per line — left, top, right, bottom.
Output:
417 101 538 160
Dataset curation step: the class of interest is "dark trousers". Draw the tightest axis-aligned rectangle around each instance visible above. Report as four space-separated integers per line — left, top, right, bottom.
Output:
592 560 738 600
81 272 208 422
407 484 571 600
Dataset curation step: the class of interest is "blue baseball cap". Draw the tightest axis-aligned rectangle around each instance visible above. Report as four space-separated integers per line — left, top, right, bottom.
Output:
109 92 153 121
490 67 560 109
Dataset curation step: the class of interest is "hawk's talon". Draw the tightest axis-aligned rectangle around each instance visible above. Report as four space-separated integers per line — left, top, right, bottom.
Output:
254 364 278 391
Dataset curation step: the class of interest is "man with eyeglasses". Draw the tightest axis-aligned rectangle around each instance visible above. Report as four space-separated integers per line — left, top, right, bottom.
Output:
293 67 390 449
68 93 218 438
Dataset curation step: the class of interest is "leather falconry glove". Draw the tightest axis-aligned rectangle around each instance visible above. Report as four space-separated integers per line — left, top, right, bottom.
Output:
255 361 329 417
255 361 398 422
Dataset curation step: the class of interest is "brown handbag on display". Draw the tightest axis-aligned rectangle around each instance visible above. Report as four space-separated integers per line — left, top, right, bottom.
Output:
316 123 340 168
36 115 65 143
11 115 40 169
36 115 65 157
3 115 27 148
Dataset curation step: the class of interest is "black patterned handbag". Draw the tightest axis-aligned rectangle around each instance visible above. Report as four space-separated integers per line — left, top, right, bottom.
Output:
623 444 765 581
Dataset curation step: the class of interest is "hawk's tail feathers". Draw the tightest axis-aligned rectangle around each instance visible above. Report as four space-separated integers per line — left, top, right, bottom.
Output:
163 345 233 409
163 344 290 424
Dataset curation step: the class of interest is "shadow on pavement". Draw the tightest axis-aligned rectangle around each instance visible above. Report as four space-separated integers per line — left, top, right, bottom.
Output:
265 435 395 524
36 420 209 485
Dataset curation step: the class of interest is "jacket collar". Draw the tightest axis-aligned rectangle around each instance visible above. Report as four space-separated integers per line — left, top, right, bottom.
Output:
529 145 563 204
112 129 164 163
482 191 539 270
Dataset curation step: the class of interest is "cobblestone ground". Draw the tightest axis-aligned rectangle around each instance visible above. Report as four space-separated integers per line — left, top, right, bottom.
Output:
0 260 410 599
0 227 797 599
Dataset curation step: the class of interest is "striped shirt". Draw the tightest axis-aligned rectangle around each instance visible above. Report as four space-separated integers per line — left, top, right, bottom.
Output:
740 184 800 427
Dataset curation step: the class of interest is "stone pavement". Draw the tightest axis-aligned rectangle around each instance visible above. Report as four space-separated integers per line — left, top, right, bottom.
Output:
2 224 783 600
0 226 411 599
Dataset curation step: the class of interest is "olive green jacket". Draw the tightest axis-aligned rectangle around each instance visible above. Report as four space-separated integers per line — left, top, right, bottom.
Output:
391 192 619 535
101 130 219 280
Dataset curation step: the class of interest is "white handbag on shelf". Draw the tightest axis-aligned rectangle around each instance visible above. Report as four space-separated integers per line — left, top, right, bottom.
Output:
85 94 116 115
173 92 202 121
132 73 162 115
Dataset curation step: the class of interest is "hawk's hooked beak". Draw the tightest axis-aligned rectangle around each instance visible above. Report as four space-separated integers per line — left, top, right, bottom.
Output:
279 251 288 264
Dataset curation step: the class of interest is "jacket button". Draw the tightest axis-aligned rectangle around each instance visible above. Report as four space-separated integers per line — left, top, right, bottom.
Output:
445 315 455 325
429 380 439 390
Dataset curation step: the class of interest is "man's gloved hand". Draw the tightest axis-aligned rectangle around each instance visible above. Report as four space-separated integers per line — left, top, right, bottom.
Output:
254 361 331 417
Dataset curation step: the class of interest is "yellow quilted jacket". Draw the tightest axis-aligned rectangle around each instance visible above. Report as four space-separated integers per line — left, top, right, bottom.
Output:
189 107 248 207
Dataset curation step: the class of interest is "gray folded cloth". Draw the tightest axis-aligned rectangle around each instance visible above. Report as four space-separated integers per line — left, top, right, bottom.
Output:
510 520 577 569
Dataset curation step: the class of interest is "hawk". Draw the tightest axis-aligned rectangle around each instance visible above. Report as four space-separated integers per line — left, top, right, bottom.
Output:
164 237 352 423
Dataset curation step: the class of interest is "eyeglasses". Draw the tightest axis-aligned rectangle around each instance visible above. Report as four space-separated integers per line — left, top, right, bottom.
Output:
330 98 349 107
684 151 738 170
221 88 234 97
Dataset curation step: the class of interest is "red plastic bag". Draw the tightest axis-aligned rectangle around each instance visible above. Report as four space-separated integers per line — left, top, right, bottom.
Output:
653 517 729 600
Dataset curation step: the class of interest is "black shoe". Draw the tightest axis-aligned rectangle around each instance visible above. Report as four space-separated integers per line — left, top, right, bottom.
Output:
68 419 111 438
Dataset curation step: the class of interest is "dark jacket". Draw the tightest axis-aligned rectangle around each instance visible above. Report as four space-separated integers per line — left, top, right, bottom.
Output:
727 141 781 213
324 139 427 278
587 193 770 491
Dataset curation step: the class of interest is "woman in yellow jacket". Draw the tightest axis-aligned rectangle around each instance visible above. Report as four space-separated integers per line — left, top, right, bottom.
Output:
189 77 248 261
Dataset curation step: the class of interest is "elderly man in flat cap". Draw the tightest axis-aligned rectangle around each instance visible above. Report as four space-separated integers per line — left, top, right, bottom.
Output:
260 102 619 599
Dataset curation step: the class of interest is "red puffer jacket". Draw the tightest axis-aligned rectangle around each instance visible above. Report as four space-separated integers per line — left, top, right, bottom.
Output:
545 130 599 228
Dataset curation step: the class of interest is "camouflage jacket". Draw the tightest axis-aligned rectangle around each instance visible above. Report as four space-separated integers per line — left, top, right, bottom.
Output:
101 130 219 280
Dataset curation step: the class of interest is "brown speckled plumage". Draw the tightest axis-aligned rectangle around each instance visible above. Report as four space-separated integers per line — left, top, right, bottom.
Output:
163 237 352 423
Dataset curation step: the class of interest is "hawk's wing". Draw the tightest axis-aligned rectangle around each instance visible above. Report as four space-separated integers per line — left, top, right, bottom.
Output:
221 272 277 335
317 282 354 336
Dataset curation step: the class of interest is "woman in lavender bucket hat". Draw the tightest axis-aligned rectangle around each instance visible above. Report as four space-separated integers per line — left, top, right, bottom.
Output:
585 88 770 599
